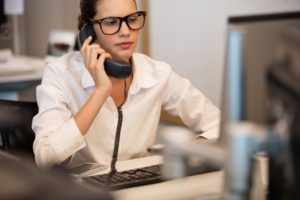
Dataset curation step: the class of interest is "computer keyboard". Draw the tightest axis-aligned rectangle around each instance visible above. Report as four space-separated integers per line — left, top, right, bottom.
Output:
82 164 163 190
82 163 220 190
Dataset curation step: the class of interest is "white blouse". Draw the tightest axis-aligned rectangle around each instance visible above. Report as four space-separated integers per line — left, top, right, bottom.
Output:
32 52 220 168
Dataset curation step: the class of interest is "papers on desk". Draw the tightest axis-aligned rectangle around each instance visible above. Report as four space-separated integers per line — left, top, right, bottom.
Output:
0 57 38 76
67 162 107 178
0 49 44 77
0 49 13 61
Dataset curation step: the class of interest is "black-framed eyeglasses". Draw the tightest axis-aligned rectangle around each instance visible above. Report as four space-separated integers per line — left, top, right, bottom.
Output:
90 11 147 35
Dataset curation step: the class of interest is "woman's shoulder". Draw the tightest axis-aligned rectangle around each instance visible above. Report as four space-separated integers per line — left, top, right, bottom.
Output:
133 53 172 74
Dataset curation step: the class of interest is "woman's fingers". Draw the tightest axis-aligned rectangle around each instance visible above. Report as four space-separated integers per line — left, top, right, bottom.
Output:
83 44 103 66
80 36 103 63
81 36 92 51
79 39 112 90
89 48 105 70
90 47 105 64
80 37 90 64
80 40 111 81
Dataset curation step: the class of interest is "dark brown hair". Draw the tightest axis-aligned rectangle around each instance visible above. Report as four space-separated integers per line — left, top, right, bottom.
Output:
77 0 98 30
77 0 137 30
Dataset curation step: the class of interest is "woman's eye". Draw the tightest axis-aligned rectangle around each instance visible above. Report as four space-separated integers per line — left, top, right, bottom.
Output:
128 17 138 23
128 15 139 23
103 18 119 26
128 16 137 23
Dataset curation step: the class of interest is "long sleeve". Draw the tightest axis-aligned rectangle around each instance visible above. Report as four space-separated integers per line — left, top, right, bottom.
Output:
162 71 221 139
32 52 221 168
32 63 86 169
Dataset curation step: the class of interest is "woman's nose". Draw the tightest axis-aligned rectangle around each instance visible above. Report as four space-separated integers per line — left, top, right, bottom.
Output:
118 21 130 36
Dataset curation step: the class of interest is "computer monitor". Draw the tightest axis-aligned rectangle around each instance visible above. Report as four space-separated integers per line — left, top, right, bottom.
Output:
222 11 300 199
266 21 300 200
222 11 300 127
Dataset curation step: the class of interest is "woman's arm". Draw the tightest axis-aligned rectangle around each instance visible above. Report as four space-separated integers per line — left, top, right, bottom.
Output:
74 36 112 135
162 71 221 139
74 88 109 135
33 37 113 168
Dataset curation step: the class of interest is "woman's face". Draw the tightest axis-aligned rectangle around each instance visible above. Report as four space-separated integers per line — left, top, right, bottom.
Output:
93 0 139 62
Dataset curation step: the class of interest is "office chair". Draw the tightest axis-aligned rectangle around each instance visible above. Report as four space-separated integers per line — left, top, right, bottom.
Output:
0 99 38 158
0 150 114 200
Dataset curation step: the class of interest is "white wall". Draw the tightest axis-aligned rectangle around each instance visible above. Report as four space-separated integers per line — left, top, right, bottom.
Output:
22 0 145 58
148 0 300 107
23 0 80 57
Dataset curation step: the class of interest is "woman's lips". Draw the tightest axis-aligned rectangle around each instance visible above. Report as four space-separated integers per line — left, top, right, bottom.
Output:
117 42 132 49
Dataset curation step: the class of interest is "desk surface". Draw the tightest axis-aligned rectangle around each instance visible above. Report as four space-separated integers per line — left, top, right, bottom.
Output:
0 56 44 84
114 171 223 200
80 156 224 200
0 56 44 99
78 154 268 200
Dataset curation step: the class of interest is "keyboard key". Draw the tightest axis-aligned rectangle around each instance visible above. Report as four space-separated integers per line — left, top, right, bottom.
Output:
82 163 220 190
83 165 163 190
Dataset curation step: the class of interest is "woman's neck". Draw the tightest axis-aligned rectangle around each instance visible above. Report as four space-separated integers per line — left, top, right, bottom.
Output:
110 73 133 107
111 73 133 85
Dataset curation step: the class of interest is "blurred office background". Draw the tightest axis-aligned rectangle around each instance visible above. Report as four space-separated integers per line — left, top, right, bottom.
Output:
1 0 300 106
1 2 300 198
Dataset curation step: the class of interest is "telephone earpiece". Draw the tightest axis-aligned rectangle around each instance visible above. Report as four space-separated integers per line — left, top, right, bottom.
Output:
78 23 132 79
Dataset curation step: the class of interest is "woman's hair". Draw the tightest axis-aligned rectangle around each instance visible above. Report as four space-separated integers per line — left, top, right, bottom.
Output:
78 0 98 30
77 0 137 30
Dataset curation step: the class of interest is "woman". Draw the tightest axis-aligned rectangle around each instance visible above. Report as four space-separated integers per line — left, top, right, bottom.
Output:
32 0 220 169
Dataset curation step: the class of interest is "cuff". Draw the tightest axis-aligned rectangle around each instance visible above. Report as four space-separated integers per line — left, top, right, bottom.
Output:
48 118 86 163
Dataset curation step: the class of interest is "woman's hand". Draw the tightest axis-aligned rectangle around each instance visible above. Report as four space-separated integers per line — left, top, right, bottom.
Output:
80 36 112 96
76 36 113 135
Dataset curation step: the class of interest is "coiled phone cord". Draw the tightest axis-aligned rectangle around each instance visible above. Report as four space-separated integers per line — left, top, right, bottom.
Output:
106 78 128 186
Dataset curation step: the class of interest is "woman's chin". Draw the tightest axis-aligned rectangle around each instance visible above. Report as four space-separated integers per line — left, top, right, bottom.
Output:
112 54 132 63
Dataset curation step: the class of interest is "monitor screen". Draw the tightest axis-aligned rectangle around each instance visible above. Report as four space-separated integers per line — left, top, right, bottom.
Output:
266 25 300 199
221 11 300 129
220 12 300 199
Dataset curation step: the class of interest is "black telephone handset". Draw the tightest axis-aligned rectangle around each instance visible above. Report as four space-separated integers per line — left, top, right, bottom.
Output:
78 23 132 79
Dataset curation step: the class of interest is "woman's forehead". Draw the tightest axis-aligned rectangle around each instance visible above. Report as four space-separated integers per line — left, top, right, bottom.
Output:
95 0 137 17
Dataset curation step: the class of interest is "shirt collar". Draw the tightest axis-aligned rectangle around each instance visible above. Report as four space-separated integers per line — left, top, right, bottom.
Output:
79 52 159 91
76 53 95 89
130 53 159 94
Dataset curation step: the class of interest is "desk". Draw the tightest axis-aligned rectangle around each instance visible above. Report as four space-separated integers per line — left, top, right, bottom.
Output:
0 56 44 101
78 154 268 200
80 156 224 200
114 171 223 200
